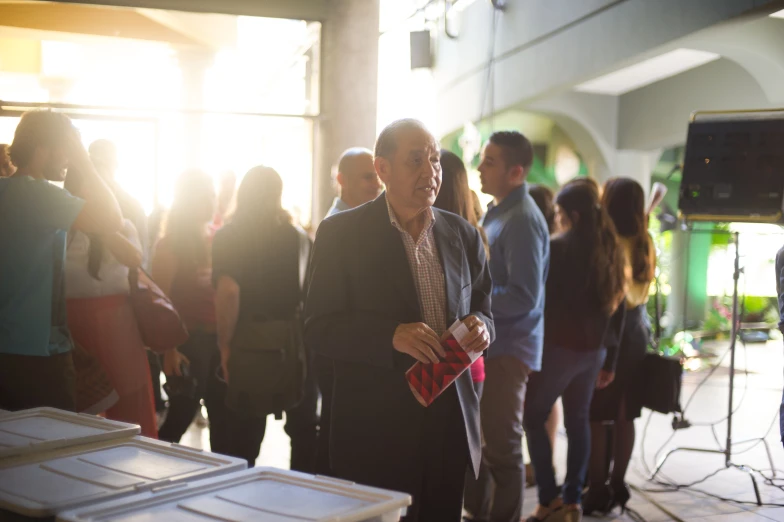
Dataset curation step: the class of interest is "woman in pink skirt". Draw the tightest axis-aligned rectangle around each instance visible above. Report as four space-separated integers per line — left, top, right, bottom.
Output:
64 171 157 437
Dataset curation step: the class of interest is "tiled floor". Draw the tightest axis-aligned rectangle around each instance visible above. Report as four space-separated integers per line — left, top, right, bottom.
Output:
176 338 784 521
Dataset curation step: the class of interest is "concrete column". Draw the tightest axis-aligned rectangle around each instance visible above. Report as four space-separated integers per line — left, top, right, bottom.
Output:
177 50 213 169
313 0 379 224
664 222 712 335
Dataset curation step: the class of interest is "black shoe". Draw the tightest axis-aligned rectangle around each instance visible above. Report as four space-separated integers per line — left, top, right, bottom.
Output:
609 482 631 513
582 484 612 515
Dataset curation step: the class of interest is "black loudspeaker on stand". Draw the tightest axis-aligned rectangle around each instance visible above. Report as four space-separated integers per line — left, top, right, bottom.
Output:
650 108 784 505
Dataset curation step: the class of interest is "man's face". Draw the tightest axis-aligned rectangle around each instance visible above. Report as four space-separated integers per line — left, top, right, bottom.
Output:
339 153 382 207
42 145 69 182
377 127 441 211
478 142 513 199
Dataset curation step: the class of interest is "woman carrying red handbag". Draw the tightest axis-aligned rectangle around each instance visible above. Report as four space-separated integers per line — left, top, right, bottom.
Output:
65 169 157 437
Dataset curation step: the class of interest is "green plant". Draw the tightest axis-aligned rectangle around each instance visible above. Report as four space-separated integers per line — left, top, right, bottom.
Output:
765 306 781 326
743 296 770 316
710 223 732 247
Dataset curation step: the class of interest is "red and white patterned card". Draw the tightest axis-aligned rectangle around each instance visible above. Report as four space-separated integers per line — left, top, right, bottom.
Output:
406 319 481 407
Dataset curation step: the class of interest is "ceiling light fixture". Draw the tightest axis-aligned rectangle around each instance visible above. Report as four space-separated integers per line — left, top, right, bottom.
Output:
574 48 720 95
770 8 784 18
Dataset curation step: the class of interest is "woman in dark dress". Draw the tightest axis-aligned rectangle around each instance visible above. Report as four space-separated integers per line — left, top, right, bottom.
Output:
584 178 656 514
524 180 626 522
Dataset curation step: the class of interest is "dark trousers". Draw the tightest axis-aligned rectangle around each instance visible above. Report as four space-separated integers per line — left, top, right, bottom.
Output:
315 354 334 475
0 351 76 412
147 351 165 413
404 386 469 522
465 355 530 522
208 345 320 471
524 344 606 506
158 331 221 443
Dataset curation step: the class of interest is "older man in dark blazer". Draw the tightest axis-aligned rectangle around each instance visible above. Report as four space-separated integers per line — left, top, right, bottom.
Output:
305 119 494 521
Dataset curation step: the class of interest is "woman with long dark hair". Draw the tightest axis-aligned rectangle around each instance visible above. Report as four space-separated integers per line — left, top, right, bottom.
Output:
64 170 157 437
434 150 489 394
584 178 656 514
153 169 219 443
210 166 314 469
524 180 626 522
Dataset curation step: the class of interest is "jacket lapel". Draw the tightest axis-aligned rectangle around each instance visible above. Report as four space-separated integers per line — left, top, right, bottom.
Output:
433 211 463 325
368 194 422 319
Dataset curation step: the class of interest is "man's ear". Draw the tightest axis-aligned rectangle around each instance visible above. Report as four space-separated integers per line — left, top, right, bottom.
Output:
374 156 390 185
336 171 345 188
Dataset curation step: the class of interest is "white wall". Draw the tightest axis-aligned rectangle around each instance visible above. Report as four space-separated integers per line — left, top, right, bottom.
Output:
618 58 774 150
431 0 771 137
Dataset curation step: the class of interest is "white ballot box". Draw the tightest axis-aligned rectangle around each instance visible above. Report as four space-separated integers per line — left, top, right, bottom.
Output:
58 467 412 522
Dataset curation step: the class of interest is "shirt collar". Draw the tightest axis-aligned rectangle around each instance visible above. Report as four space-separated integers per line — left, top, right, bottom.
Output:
487 182 527 214
331 197 351 213
386 196 436 237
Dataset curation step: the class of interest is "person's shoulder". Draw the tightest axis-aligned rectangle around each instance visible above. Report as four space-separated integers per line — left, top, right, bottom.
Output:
504 195 548 236
3 175 64 197
434 207 473 233
522 192 549 226
776 244 784 266
550 233 568 251
6 177 84 216
319 198 377 235
212 222 244 250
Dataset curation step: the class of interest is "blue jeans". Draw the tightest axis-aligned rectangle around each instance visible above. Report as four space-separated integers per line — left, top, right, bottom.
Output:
523 344 606 506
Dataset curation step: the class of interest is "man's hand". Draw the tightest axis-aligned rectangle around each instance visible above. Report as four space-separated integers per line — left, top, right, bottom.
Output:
596 369 615 390
393 323 446 364
163 349 190 377
453 315 491 353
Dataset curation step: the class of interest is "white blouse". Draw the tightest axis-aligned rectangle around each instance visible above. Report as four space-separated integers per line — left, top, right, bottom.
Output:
65 220 141 299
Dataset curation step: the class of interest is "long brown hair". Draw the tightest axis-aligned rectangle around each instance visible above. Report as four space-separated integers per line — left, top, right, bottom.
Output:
556 181 626 315
435 150 489 255
233 165 291 229
164 169 215 268
602 177 655 283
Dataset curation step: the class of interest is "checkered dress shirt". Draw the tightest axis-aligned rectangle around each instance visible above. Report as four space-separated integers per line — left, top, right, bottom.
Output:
387 199 447 336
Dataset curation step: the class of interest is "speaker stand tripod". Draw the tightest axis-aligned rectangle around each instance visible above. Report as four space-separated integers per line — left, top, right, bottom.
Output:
649 230 777 506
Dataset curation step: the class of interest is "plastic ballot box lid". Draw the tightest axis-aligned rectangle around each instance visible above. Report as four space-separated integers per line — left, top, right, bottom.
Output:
57 467 412 522
0 408 140 459
0 436 247 518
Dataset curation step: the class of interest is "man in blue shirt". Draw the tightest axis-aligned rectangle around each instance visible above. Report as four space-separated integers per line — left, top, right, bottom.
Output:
0 110 123 411
466 131 550 522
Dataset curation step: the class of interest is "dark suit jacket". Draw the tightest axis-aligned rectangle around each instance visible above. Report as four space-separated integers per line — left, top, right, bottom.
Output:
304 193 494 491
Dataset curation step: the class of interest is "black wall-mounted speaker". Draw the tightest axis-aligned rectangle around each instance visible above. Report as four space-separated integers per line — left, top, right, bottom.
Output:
678 110 784 223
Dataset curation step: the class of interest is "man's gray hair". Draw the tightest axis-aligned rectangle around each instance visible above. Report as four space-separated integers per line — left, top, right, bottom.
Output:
374 118 430 161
